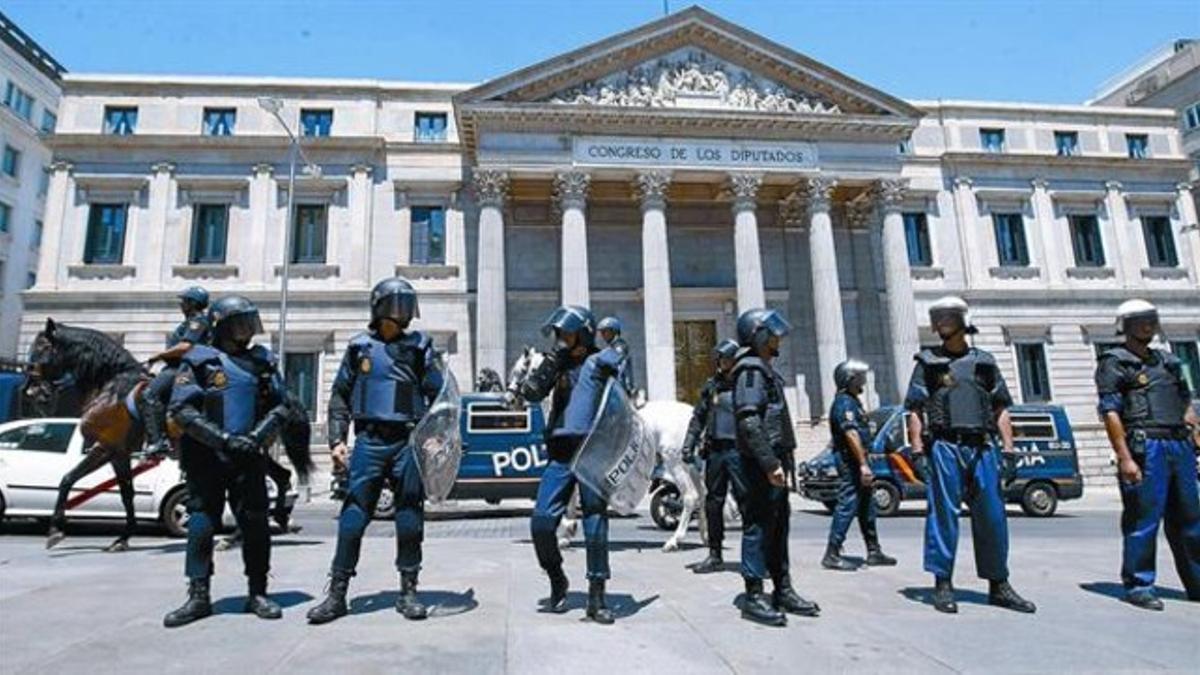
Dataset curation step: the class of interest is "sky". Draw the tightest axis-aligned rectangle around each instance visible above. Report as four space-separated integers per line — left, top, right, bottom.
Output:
4 0 1198 104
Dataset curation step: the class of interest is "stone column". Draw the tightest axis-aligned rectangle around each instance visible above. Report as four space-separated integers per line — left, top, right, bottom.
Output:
246 163 275 287
1030 178 1064 285
37 161 74 289
729 173 765 312
876 179 921 401
807 177 847 412
347 164 372 284
141 162 175 285
952 177 985 287
473 169 510 377
554 171 591 306
1104 181 1138 287
635 171 677 401
445 189 468 291
1176 182 1200 285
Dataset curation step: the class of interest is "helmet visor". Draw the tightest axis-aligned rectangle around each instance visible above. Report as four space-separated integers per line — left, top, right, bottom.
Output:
760 311 792 338
541 307 586 337
374 293 418 325
222 312 263 342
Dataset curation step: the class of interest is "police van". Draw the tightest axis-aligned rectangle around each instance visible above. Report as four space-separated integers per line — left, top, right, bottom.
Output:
796 404 1083 517
333 392 549 517
0 359 26 424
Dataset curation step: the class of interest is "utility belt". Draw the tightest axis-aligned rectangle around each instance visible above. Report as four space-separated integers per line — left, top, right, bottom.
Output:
706 438 737 454
355 420 414 444
929 429 991 447
1126 426 1190 455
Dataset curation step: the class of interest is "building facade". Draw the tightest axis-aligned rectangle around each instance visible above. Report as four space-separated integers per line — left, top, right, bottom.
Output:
0 12 64 358
21 9 1200 484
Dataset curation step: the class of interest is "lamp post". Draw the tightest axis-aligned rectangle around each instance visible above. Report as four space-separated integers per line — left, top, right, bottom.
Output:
257 97 320 365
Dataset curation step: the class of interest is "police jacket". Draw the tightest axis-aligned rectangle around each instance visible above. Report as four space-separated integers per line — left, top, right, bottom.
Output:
327 330 443 446
169 343 285 452
1095 346 1191 430
167 313 212 349
520 345 622 440
732 354 797 473
903 346 1012 435
610 337 637 395
683 373 737 455
829 391 868 456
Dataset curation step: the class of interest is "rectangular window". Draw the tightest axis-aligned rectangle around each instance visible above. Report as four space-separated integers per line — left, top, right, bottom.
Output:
1010 413 1058 441
83 203 128 264
1053 131 1078 156
38 166 49 196
26 272 35 289
32 220 42 248
410 206 446 265
414 112 448 142
1068 215 1106 267
300 109 333 137
992 213 1029 266
1186 102 1200 130
3 81 35 121
103 106 138 135
467 402 532 434
0 201 10 232
902 212 933 267
189 204 229 264
980 128 1006 153
0 261 4 294
1141 215 1178 268
1126 134 1149 159
284 353 318 421
1016 343 1052 403
1171 341 1200 397
40 109 56 134
292 204 327 263
202 108 236 136
2 145 20 178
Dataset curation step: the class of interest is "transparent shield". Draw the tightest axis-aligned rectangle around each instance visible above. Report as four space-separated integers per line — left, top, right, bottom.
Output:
412 369 463 502
570 380 655 515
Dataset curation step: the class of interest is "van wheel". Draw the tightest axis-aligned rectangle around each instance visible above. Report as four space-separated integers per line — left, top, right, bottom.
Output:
1020 482 1058 517
872 481 902 518
374 487 396 520
160 488 190 538
650 485 681 531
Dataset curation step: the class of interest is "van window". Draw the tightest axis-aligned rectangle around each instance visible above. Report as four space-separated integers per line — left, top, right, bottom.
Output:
468 403 531 434
0 422 75 453
1010 413 1056 441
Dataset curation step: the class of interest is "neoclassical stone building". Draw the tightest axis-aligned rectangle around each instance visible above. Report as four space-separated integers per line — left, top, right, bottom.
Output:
22 9 1200 483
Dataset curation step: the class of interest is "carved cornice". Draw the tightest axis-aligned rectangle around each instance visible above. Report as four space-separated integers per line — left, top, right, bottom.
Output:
552 171 591 211
634 171 671 212
805 177 836 212
472 169 510 209
727 173 762 213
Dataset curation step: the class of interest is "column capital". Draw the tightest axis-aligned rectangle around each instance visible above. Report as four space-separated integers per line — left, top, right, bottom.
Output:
1030 177 1050 191
727 172 763 213
251 163 275 176
151 161 176 175
634 171 671 212
1104 180 1124 193
350 163 374 177
1176 182 1195 195
553 170 591 211
874 178 908 213
805 176 837 212
473 169 509 209
49 160 74 174
953 176 973 189
778 191 807 228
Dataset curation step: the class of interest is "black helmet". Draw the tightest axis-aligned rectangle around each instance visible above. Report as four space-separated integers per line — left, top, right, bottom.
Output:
597 316 623 335
177 286 209 309
541 305 597 350
833 359 870 392
370 277 419 328
736 308 791 350
209 295 263 345
713 339 739 361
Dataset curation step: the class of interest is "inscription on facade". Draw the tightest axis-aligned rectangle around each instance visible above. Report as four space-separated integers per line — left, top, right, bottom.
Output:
573 136 819 171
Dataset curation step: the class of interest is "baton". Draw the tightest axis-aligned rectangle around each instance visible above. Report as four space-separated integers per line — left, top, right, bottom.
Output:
64 455 164 510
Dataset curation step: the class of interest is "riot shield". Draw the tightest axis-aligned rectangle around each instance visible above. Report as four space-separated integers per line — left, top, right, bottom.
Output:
412 369 463 503
570 379 655 515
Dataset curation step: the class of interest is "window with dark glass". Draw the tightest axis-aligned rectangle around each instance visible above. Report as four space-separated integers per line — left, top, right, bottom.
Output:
902 212 932 267
1126 134 1149 159
26 272 35 289
1141 215 1178 268
189 204 229 264
285 353 318 420
1016 343 1052 403
300 109 333 137
103 106 138 135
40 110 56 134
992 213 1029 266
33 220 42 248
980 128 1005 153
2 145 19 177
410 206 446 265
0 201 10 232
84 203 128 264
1053 131 1078 156
38 166 49 195
1171 341 1200 397
414 112 448 142
292 204 327 263
1068 215 1105 267
0 421 75 453
3 81 34 122
202 108 236 136
1186 103 1200 131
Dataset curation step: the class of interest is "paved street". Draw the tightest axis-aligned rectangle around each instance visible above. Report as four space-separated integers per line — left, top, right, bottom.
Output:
1 492 1197 674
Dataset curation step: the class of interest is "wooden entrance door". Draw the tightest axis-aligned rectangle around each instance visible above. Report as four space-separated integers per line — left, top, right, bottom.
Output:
674 320 716 403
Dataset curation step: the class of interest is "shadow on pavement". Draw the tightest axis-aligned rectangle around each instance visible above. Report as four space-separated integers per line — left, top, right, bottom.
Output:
211 590 315 614
899 586 990 607
685 560 741 574
348 587 480 618
1079 581 1190 602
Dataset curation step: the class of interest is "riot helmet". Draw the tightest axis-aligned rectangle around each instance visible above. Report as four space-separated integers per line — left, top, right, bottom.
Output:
370 277 419 329
834 359 870 392
1115 298 1159 336
209 295 263 350
541 305 597 351
736 308 791 355
928 295 977 336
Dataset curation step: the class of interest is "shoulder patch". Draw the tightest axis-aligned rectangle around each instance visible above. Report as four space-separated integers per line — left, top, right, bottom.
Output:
174 369 194 387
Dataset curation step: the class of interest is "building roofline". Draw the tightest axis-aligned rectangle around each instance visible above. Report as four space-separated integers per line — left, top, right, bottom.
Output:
62 72 474 93
910 98 1178 119
1088 38 1197 104
0 10 67 81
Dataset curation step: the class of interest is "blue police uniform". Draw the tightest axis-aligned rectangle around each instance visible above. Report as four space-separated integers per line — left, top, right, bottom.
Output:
523 345 623 581
904 346 1013 582
826 391 880 550
169 343 284 587
142 314 212 430
326 330 443 577
1095 347 1200 598
610 336 637 395
683 374 738 555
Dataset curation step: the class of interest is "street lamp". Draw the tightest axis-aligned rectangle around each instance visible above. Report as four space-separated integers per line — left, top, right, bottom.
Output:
257 96 320 366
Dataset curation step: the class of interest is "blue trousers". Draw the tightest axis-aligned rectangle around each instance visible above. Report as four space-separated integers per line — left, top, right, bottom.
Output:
530 459 610 581
923 440 1009 581
731 453 791 585
1119 438 1200 597
331 434 425 576
182 443 269 589
827 452 879 549
703 444 738 550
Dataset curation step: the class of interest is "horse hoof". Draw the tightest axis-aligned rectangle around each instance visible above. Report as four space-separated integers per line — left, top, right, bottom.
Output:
662 540 679 553
46 529 66 550
104 538 129 553
215 538 237 552
557 538 571 550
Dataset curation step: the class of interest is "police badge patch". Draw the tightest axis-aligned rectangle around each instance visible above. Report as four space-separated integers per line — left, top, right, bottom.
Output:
844 410 855 422
210 370 227 388
360 357 372 374
188 321 202 331
174 370 193 387
1135 372 1150 386
941 372 956 387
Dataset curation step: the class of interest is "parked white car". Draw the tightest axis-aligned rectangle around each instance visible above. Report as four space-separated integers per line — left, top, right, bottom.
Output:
0 417 294 537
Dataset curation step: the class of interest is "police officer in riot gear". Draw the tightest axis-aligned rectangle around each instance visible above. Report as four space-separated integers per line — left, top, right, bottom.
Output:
597 315 636 395
730 308 819 626
163 295 289 627
682 338 740 574
308 277 444 624
139 286 212 455
521 305 623 624
822 359 897 571
1095 299 1200 610
904 296 1035 615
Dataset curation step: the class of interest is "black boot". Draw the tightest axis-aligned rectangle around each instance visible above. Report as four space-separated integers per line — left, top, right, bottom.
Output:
163 578 213 628
586 580 614 625
691 549 724 574
773 577 820 617
988 580 1036 614
245 577 282 619
545 567 569 613
933 577 957 614
741 579 787 627
307 573 351 624
396 571 428 620
864 543 897 567
45 516 66 550
821 543 857 571
1124 588 1164 611
139 394 170 456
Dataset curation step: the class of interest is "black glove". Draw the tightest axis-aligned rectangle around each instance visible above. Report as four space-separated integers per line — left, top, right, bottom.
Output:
225 434 260 455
